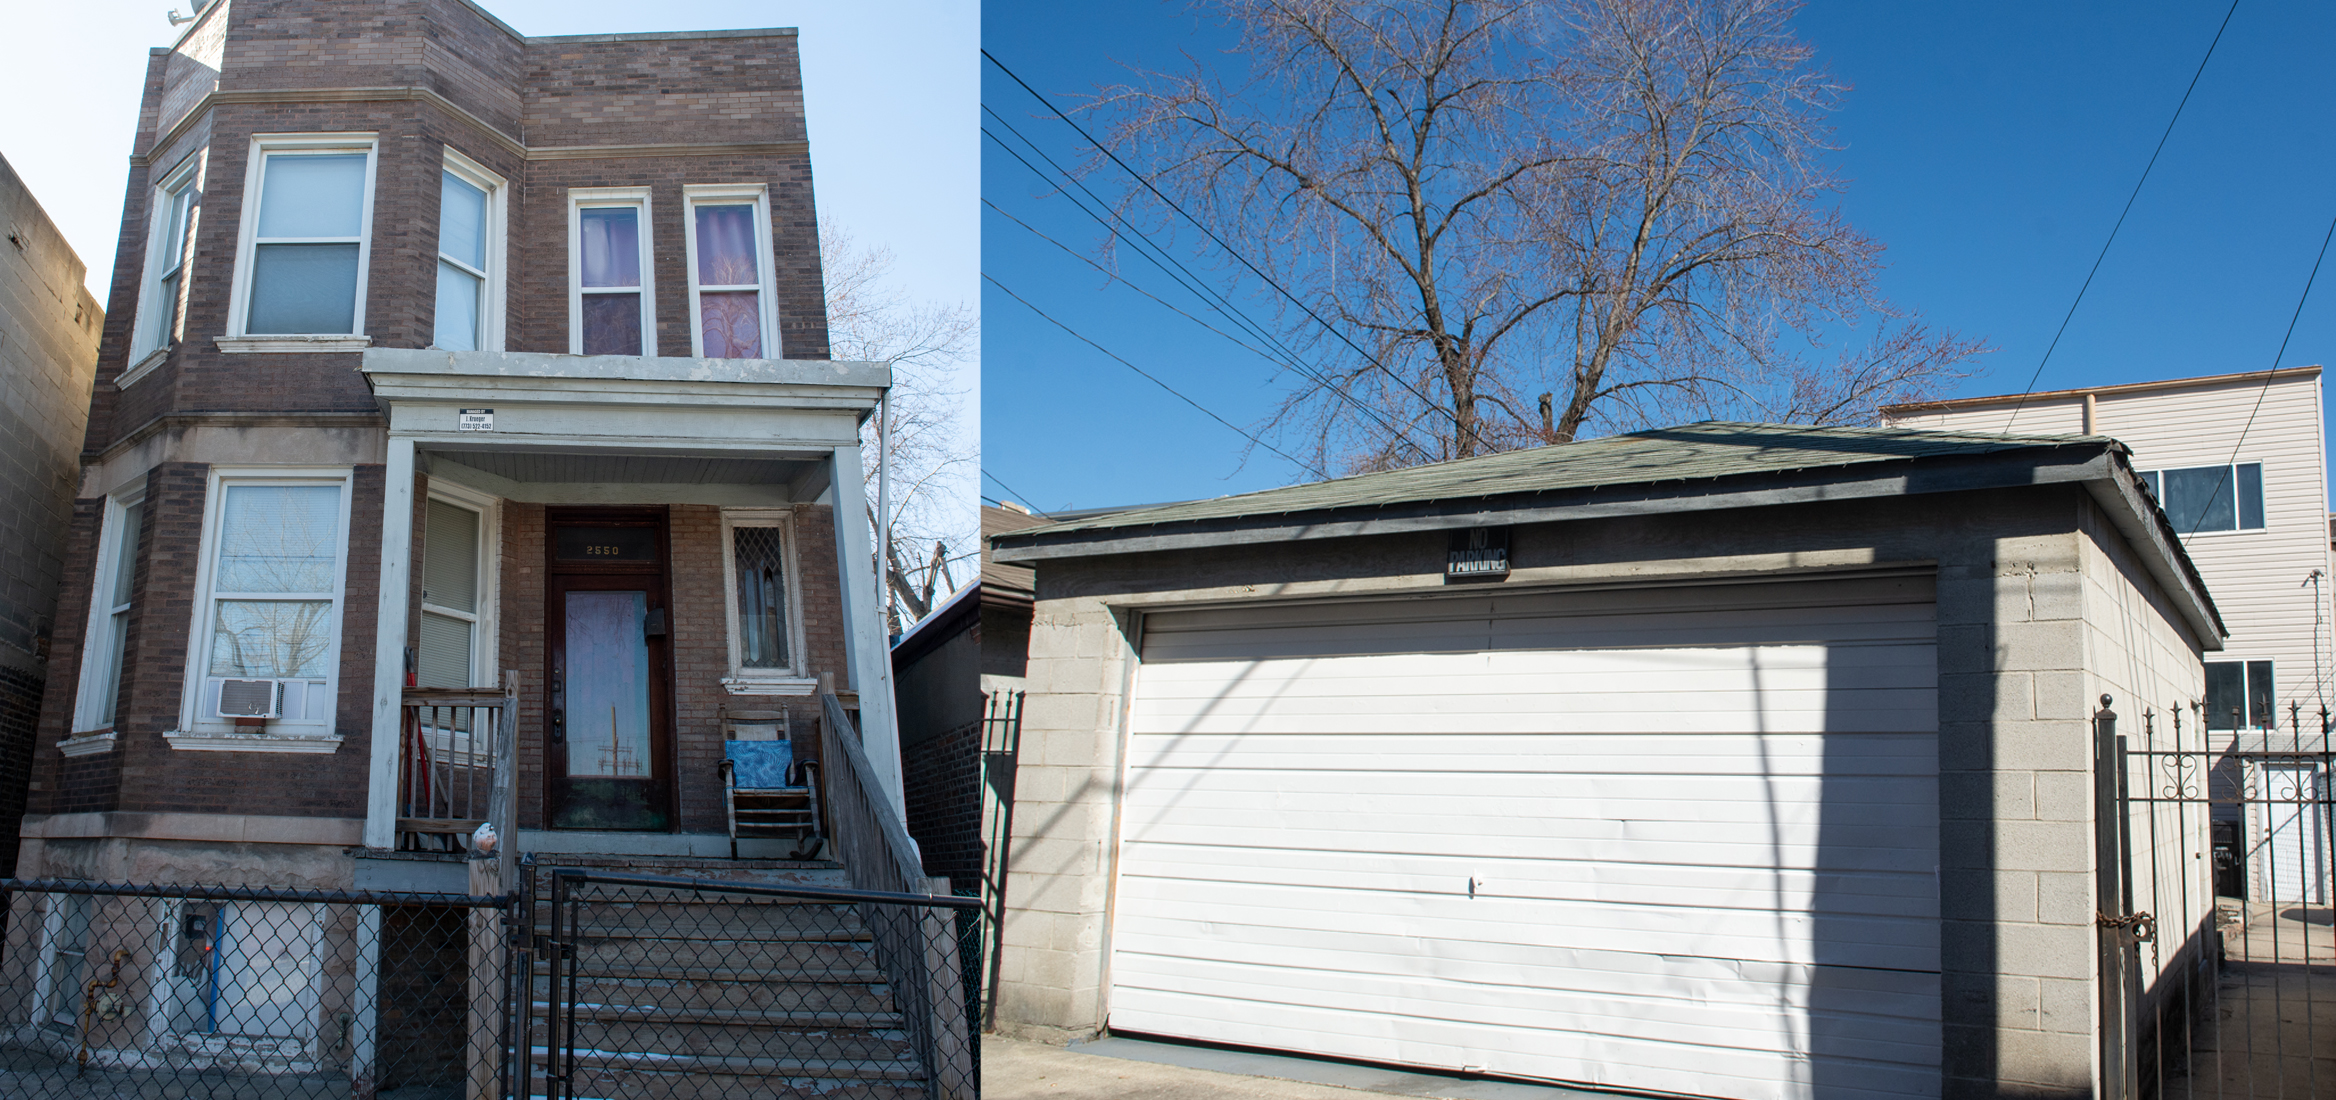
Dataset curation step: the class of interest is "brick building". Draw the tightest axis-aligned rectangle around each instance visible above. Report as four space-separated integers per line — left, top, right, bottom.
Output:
0 154 105 878
20 0 903 898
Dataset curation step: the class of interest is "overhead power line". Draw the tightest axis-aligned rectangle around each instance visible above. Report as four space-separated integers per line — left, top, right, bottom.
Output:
985 272 1331 479
2003 0 2242 432
982 49 1487 455
980 472 1052 518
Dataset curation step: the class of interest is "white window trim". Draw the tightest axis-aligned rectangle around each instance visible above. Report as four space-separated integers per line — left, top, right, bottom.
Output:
166 466 356 753
566 186 656 357
421 478 501 688
67 485 149 751
220 133 379 347
2143 461 2266 538
434 147 507 353
719 508 814 695
127 151 206 372
680 183 779 359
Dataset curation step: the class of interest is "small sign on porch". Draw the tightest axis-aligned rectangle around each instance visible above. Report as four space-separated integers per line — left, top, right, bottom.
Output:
1446 526 1510 582
457 408 494 431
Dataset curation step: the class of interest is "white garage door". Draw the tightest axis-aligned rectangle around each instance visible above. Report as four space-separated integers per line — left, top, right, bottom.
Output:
1113 574 1940 1100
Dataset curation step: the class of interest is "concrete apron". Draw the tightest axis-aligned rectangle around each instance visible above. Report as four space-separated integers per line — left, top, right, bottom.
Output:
983 1036 1609 1100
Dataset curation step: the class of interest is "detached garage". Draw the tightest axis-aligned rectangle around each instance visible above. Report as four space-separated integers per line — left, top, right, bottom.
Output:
990 424 2222 1099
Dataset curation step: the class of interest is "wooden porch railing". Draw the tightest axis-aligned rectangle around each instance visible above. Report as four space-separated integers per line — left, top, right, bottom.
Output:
399 671 519 853
820 691 972 1098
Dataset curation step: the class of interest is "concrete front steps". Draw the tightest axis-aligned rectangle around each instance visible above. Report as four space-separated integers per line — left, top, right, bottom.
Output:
520 855 931 1099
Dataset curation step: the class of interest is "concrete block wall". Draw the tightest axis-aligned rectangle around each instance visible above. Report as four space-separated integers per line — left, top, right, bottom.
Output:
994 486 2212 1096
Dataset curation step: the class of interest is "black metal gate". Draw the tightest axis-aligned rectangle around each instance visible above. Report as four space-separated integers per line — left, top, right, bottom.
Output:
531 869 980 1100
2103 695 2336 1097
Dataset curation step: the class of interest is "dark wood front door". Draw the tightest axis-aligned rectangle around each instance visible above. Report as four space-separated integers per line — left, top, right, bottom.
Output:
545 508 674 831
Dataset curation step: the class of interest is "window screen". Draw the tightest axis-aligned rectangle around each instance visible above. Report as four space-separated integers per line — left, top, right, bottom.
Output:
733 526 790 669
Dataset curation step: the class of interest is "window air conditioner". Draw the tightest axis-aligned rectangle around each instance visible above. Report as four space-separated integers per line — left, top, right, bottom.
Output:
215 678 286 719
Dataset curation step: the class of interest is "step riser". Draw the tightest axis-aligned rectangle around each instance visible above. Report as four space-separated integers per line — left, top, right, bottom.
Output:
535 980 901 1016
537 1021 913 1062
524 1072 926 1100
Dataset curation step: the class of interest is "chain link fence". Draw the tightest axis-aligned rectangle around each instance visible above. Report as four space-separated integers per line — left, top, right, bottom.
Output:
0 879 511 1099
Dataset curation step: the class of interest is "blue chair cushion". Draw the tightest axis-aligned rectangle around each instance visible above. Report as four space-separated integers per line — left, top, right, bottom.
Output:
725 740 795 789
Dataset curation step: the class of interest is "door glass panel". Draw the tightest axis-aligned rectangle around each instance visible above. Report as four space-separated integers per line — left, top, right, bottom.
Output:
565 590 650 779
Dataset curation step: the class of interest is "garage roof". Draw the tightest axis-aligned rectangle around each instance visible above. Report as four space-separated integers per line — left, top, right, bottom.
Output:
990 421 2225 645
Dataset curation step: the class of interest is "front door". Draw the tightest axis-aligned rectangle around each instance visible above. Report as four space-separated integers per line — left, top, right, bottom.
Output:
546 509 674 830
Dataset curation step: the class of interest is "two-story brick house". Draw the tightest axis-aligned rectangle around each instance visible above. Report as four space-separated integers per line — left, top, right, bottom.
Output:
19 0 904 896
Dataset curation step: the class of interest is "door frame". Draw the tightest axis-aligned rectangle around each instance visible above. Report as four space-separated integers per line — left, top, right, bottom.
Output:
543 506 677 831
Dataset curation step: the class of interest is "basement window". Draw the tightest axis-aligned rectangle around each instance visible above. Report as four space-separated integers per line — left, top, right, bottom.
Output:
2140 463 2264 535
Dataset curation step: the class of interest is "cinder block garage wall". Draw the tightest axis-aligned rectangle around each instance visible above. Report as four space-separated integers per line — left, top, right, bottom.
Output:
994 485 2211 1098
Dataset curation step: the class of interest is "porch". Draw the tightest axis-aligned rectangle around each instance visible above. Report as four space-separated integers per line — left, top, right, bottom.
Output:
355 348 907 877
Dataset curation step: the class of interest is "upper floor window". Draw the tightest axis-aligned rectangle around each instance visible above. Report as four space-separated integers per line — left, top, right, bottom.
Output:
130 156 203 364
229 135 378 338
2141 463 2264 535
2206 659 2274 730
433 150 505 352
683 185 778 358
568 188 655 356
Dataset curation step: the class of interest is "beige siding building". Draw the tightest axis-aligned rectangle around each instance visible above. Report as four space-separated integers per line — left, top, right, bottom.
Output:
1886 368 2330 736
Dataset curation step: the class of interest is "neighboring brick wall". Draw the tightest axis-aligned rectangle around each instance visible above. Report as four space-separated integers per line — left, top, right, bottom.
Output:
0 666 43 876
903 718 982 890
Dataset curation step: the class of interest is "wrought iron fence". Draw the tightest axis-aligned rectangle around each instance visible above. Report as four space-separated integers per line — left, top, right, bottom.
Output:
532 870 979 1100
0 878 515 1099
2106 697 2336 1098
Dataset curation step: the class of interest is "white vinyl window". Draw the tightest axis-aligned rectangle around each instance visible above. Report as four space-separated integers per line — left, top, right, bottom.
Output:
228 134 378 337
130 156 203 363
681 185 778 358
417 485 497 690
567 187 655 356
433 149 505 352
719 510 809 691
73 491 146 733
179 469 354 741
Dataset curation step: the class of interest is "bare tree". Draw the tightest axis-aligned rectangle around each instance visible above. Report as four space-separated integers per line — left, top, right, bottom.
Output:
1096 0 1981 471
823 219 979 633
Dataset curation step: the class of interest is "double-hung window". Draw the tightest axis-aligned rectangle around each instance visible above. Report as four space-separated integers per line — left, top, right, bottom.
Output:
719 510 809 692
417 488 496 690
433 150 504 352
229 135 377 339
130 157 202 365
73 492 146 735
683 185 778 358
568 188 654 356
179 470 353 747
2140 463 2265 535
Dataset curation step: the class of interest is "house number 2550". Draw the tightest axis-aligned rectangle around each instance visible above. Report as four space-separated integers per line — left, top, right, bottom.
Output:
584 545 624 556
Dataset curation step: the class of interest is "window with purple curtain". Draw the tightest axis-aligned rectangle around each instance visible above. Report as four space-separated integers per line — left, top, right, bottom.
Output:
578 205 643 355
693 203 763 358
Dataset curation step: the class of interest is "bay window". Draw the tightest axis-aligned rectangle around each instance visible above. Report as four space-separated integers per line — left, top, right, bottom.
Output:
568 188 655 356
227 135 378 343
71 491 145 740
129 156 202 367
682 185 778 358
174 470 353 749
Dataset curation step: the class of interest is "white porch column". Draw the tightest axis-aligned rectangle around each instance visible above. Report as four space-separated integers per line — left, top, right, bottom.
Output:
828 443 906 816
363 436 417 850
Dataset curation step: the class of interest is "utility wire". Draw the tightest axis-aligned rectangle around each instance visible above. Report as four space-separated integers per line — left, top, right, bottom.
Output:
980 473 1052 519
986 271 1330 479
2178 206 2336 541
983 111 1436 463
2003 0 2241 432
983 49 1487 455
982 190 1440 460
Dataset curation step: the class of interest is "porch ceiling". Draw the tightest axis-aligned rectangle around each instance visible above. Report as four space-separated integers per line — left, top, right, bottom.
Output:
429 450 817 486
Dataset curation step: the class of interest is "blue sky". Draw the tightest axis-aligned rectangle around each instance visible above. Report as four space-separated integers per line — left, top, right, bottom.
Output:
980 0 2336 515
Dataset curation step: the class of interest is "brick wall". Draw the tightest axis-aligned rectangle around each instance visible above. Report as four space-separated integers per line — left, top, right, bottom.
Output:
503 502 545 830
903 717 983 890
0 666 43 876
